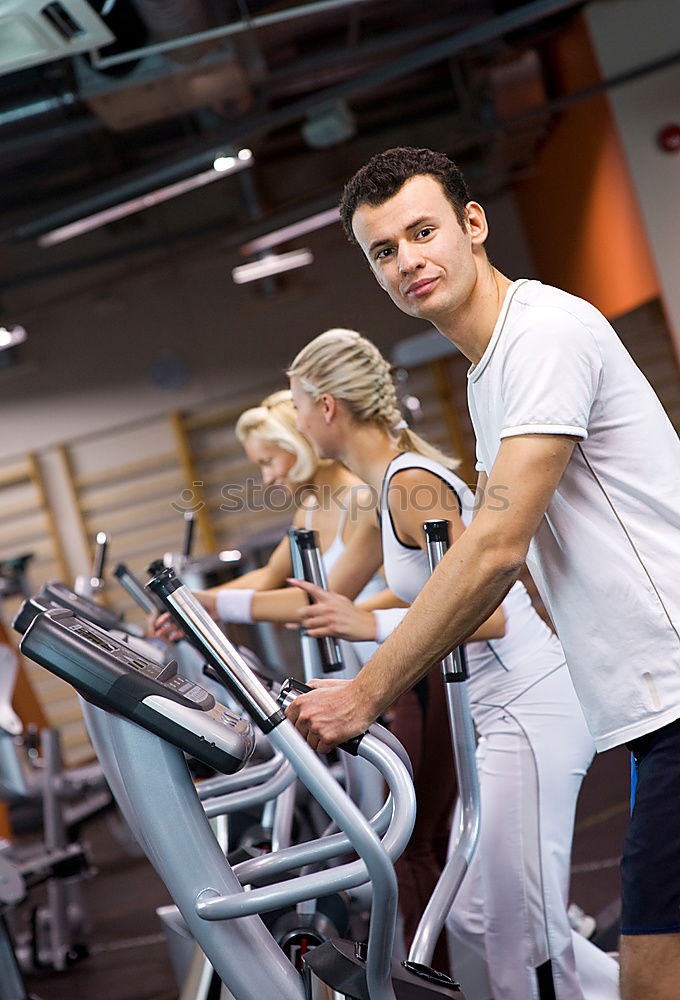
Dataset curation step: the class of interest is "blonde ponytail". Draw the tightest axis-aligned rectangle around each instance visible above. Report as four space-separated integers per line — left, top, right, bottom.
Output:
288 330 459 471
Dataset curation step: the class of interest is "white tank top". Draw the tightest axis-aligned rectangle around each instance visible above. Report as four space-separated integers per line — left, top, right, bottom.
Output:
380 452 566 703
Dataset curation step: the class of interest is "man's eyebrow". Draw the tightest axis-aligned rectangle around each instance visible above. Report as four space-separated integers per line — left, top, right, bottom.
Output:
367 217 433 254
368 235 391 254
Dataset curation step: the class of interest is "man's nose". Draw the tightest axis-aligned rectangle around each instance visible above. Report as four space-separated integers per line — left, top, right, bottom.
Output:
398 242 424 273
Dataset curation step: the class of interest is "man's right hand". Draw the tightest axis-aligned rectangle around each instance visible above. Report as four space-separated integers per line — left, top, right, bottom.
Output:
285 677 377 754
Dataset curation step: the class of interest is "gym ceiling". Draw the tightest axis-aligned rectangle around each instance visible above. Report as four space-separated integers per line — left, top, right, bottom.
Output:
1 0 598 292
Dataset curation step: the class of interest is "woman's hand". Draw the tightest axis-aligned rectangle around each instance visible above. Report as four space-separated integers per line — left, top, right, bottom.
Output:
150 589 218 643
150 611 184 643
287 579 376 641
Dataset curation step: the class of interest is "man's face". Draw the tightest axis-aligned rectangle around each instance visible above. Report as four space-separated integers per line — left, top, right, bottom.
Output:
352 174 484 324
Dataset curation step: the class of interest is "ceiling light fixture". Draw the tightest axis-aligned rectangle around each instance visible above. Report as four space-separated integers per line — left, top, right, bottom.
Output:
0 325 27 351
232 249 314 285
0 0 114 75
240 207 340 256
38 150 254 248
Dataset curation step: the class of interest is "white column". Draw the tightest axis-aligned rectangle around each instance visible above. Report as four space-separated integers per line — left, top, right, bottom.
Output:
586 0 680 350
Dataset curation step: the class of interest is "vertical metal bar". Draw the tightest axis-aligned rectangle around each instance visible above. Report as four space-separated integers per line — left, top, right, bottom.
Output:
41 727 73 971
288 530 343 672
54 444 91 581
409 519 481 967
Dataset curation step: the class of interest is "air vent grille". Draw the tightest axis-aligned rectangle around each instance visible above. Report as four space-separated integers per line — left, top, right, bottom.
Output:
0 0 114 75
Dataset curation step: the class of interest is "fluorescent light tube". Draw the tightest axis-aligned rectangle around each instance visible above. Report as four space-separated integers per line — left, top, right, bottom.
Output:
0 325 27 351
39 154 252 247
232 249 314 284
240 207 340 255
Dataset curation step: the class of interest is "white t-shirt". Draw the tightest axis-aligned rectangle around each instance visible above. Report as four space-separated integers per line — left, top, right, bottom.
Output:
468 279 680 751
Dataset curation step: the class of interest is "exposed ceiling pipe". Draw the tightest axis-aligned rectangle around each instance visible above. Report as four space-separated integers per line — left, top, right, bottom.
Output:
130 0 215 63
2 116 103 168
91 0 381 70
264 10 474 97
0 92 79 129
131 0 212 42
9 0 585 242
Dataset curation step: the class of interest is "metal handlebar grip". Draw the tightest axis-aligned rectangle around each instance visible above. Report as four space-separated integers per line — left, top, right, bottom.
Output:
91 531 109 583
182 512 196 559
422 520 468 681
113 563 161 615
288 529 343 673
277 678 364 754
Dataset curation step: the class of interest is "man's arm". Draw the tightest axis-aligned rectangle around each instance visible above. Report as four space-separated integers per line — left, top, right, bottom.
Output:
286 434 576 752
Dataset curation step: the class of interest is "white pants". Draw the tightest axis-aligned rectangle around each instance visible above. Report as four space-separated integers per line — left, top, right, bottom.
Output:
446 664 620 1000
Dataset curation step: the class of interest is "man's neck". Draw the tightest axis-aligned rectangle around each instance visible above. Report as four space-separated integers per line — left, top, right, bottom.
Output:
437 266 513 364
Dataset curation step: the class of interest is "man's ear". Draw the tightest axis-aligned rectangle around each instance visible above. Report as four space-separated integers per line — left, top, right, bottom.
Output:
465 201 489 249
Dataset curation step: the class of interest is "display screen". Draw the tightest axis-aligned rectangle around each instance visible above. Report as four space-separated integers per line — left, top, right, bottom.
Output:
74 625 116 652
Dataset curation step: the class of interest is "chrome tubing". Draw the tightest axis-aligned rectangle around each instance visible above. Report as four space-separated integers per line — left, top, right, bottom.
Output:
146 571 284 733
409 519 481 967
288 529 343 673
199 725 414 1000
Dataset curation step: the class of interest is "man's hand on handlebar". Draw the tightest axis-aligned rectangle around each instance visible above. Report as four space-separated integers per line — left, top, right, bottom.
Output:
285 677 375 754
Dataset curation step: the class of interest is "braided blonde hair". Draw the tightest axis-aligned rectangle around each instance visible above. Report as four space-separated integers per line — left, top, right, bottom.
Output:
235 389 321 484
287 329 458 470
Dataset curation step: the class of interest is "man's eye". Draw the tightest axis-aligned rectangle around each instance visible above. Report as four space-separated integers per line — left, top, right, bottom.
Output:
375 247 393 261
417 227 434 239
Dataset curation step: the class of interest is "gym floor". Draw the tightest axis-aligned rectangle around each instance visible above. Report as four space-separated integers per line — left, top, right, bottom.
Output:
22 744 631 1000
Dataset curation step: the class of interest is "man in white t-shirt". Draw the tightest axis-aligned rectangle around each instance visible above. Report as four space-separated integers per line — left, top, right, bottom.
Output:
286 147 680 999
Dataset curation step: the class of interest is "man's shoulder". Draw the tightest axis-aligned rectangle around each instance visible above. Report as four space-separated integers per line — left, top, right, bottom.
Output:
504 281 610 356
512 280 610 331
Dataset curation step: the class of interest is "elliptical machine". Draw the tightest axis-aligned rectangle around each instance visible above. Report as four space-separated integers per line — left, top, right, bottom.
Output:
16 558 470 999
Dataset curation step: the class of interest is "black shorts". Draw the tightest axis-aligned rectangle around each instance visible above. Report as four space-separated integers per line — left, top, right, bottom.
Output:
621 715 680 935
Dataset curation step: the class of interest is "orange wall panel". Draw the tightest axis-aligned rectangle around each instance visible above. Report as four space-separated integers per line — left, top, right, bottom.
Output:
513 16 659 318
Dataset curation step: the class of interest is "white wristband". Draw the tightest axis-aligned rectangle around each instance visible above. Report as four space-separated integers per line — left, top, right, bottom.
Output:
215 588 255 624
373 607 409 643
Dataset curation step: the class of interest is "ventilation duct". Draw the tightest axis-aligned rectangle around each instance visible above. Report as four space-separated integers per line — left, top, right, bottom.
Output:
0 0 114 75
74 0 251 130
131 0 214 63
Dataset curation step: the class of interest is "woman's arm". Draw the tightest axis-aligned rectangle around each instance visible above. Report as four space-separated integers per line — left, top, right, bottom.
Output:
248 497 384 624
210 532 293 593
388 468 505 641
204 491 382 626
325 485 384 598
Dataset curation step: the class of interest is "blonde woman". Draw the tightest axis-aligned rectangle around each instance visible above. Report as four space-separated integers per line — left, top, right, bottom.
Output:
156 390 388 655
285 330 619 1000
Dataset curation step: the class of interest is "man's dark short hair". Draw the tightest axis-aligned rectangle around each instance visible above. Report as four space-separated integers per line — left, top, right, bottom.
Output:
339 147 471 242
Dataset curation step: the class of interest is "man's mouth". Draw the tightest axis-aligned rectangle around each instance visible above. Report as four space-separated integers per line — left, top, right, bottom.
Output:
406 277 438 298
